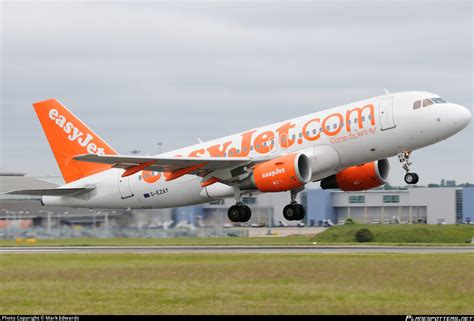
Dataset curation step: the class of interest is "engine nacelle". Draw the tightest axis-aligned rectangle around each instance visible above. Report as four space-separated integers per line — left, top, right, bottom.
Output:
240 153 312 192
320 159 390 191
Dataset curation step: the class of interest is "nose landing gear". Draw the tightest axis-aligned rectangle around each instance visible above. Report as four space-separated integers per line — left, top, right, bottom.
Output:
283 188 306 221
398 151 419 185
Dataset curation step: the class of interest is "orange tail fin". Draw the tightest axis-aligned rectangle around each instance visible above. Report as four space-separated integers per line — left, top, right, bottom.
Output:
33 99 118 183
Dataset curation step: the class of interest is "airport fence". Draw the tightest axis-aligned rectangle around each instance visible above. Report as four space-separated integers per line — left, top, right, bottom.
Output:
0 226 249 240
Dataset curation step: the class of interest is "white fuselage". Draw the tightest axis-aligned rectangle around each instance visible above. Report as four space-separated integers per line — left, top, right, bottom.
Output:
42 91 471 209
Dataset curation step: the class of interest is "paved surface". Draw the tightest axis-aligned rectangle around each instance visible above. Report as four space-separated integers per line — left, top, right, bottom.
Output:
0 246 473 254
247 227 327 237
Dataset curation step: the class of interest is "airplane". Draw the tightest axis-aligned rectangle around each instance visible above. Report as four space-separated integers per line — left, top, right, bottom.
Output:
6 92 471 223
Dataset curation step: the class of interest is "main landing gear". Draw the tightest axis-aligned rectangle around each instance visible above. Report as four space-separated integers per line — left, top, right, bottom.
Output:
398 151 419 185
226 187 306 223
227 204 252 223
283 189 306 221
227 185 252 223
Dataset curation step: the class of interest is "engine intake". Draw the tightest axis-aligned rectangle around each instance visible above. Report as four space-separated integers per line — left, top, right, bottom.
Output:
240 153 312 192
320 159 390 191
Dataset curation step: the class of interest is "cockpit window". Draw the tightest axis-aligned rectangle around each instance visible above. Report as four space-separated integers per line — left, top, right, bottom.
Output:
413 97 448 110
432 97 447 104
422 99 433 107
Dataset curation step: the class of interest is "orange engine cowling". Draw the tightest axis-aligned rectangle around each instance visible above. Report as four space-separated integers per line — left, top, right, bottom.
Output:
320 159 390 191
240 153 312 192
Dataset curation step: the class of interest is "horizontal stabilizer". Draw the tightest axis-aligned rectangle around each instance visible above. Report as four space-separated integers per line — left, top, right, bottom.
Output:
4 187 94 196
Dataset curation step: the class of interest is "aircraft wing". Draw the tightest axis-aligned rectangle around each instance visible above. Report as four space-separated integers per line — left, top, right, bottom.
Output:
73 154 270 183
4 187 95 196
74 154 253 172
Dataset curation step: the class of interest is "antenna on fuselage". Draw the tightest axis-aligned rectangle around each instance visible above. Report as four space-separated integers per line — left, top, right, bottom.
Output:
384 88 390 95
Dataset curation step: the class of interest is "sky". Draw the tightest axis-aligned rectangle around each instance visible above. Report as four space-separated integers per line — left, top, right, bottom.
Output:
0 0 472 186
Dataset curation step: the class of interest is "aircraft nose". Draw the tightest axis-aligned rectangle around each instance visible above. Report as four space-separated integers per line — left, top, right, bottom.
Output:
452 104 471 130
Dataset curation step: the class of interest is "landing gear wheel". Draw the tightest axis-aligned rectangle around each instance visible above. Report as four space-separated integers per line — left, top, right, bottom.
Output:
404 172 419 185
242 205 252 222
228 205 246 222
283 204 300 221
295 204 306 220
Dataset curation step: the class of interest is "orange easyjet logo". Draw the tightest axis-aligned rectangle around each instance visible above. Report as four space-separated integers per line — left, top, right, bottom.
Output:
262 168 285 178
48 109 106 155
189 103 375 159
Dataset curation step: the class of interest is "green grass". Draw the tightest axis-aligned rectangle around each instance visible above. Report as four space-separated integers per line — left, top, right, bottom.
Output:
0 253 472 314
0 235 314 247
1 225 473 247
313 224 474 244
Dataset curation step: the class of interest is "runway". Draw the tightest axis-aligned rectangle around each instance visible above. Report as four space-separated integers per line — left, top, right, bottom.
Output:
0 245 473 254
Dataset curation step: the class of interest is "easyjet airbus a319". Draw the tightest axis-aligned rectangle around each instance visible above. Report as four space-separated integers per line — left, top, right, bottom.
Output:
7 92 471 222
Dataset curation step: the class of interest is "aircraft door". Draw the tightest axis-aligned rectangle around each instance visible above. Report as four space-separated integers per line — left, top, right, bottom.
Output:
378 97 396 130
118 172 134 199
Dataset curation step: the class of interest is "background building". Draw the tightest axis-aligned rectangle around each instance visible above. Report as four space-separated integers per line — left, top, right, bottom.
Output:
1 173 473 235
306 188 466 225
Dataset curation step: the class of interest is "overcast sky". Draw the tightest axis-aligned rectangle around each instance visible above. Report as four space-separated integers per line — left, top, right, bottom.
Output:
1 0 472 186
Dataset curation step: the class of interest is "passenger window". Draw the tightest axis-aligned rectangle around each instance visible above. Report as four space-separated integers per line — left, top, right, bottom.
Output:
312 129 317 134
333 124 337 129
362 116 365 122
347 119 351 125
354 118 358 123
422 99 433 107
413 100 421 109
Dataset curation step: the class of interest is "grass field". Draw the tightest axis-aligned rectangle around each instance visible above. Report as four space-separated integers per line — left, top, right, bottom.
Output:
0 235 314 247
1 224 473 247
0 253 472 314
313 224 474 244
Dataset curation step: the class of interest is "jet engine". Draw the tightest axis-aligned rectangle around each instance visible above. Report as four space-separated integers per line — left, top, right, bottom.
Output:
240 153 312 192
320 159 390 191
